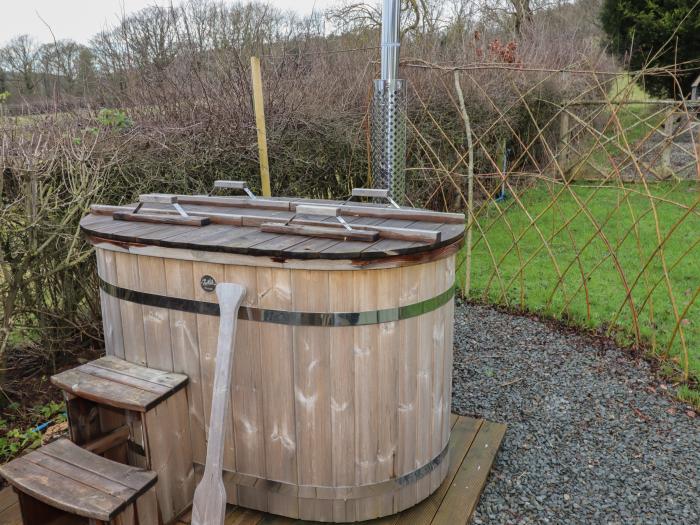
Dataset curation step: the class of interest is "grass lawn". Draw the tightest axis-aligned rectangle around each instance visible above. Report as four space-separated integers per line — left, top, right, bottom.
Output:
459 180 700 388
572 75 668 178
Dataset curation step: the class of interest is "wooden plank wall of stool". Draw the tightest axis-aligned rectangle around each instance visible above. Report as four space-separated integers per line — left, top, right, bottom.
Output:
51 357 194 525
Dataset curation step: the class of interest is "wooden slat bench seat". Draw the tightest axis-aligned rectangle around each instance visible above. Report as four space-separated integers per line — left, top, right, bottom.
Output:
51 356 188 412
0 439 157 524
50 356 194 525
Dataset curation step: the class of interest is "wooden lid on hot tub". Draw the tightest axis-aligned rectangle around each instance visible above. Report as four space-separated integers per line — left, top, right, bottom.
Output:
80 187 465 261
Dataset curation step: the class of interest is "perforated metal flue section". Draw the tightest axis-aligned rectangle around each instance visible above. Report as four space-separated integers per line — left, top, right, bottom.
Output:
371 79 407 203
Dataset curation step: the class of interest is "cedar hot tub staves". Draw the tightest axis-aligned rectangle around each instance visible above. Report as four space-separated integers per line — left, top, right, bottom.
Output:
79 194 465 523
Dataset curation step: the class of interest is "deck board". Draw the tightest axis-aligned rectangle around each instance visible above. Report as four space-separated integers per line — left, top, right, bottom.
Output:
0 415 504 525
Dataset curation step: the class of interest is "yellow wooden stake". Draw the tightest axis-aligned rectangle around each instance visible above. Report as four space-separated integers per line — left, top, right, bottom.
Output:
250 56 271 197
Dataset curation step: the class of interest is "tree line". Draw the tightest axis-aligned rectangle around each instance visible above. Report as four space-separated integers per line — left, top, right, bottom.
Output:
0 0 607 111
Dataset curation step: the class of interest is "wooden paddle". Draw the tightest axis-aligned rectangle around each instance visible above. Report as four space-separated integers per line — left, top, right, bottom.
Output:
191 283 246 525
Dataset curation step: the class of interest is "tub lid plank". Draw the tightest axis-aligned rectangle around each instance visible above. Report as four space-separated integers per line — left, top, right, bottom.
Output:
81 196 465 260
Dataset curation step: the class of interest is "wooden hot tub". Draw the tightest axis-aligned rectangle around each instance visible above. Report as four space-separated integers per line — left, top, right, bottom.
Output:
80 191 464 522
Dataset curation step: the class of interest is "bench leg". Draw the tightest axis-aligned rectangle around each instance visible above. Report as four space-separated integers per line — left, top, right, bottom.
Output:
112 503 135 525
135 487 160 525
16 490 63 524
110 487 160 525
65 393 102 445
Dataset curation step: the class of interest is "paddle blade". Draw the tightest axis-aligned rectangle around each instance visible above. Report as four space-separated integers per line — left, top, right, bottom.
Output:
191 473 227 525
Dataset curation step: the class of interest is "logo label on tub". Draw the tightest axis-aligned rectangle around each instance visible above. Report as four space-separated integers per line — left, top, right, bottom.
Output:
200 275 217 292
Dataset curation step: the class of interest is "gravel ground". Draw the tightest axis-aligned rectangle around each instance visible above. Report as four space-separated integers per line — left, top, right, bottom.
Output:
452 302 699 525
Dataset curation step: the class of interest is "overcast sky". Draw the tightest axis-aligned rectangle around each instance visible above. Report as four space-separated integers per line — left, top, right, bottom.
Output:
0 0 338 46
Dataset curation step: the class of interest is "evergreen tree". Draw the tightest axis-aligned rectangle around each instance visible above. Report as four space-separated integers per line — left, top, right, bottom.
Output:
601 0 700 97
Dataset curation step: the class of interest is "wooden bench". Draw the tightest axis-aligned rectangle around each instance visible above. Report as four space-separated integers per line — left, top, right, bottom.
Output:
50 356 194 524
0 438 157 525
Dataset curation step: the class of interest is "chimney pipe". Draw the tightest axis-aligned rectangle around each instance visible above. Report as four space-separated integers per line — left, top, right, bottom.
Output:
380 0 401 81
371 0 407 204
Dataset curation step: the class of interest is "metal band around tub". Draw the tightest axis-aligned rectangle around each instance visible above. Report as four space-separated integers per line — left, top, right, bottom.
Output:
193 441 449 500
99 277 455 327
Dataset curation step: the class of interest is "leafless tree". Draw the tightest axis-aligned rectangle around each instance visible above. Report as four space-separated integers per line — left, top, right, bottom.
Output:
327 0 425 36
1 35 39 94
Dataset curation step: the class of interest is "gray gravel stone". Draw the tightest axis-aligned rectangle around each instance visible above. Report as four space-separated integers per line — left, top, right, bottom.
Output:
452 302 699 525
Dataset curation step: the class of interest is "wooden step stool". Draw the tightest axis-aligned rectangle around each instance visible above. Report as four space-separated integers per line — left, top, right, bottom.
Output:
0 438 157 524
50 356 194 524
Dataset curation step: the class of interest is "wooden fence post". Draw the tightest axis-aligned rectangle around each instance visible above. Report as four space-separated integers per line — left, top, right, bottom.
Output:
250 56 271 197
558 110 570 176
661 109 675 179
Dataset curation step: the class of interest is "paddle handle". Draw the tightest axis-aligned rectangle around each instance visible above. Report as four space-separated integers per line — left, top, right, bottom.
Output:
191 283 246 525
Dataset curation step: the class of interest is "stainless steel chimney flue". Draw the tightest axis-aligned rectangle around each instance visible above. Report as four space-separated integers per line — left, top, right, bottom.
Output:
371 0 407 204
380 0 401 80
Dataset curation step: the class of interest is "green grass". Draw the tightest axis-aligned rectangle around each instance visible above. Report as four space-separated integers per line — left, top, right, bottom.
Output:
677 385 700 407
460 180 700 384
574 75 667 177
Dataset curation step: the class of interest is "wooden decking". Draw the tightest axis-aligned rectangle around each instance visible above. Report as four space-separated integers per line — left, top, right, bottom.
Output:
0 415 505 525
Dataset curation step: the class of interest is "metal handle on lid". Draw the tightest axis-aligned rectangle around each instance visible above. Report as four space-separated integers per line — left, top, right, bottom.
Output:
139 193 178 204
295 204 340 217
349 187 400 209
352 188 389 198
212 180 257 199
136 194 189 217
291 204 351 231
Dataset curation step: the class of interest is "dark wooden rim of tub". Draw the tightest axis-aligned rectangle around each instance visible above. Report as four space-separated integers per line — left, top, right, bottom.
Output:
80 200 465 261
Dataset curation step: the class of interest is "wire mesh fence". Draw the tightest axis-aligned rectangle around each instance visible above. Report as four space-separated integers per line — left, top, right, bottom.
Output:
408 65 700 387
